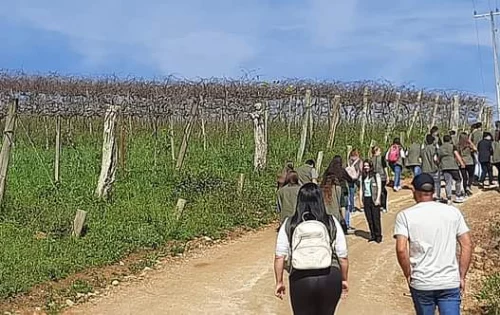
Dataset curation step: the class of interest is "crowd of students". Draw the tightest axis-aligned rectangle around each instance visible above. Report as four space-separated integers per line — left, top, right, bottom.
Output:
273 122 499 315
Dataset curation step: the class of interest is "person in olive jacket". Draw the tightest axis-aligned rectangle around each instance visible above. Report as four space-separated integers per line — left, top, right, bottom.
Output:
438 135 466 204
405 139 422 177
420 134 442 200
276 171 301 223
458 132 477 196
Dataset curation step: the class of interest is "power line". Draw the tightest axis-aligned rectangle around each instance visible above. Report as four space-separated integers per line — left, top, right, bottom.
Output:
474 8 500 120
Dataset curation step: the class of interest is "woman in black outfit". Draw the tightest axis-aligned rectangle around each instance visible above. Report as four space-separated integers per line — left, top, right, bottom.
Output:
478 132 494 188
458 132 477 195
274 183 349 315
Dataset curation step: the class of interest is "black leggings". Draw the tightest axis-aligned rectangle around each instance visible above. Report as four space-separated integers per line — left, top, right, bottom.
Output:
381 180 388 209
460 165 475 192
290 267 342 315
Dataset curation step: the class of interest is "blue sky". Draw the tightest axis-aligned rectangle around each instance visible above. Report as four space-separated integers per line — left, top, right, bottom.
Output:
0 0 499 103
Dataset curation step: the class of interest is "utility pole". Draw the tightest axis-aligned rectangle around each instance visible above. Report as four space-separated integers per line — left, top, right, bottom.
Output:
474 9 500 121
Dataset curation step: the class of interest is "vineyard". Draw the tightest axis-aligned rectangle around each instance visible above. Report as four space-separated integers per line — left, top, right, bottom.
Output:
0 71 494 303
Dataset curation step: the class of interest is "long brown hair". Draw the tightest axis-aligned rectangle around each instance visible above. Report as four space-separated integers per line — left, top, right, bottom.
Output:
362 159 375 179
458 132 471 152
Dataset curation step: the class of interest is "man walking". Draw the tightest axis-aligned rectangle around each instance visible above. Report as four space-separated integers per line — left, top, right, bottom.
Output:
295 159 318 185
394 173 473 315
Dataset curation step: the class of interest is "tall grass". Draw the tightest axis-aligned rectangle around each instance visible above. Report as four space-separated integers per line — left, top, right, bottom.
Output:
0 116 422 299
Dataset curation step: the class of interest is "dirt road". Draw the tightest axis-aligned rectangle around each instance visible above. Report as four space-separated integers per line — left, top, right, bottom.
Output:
65 189 481 315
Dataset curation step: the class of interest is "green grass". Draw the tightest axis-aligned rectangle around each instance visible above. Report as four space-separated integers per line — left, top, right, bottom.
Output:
0 117 424 299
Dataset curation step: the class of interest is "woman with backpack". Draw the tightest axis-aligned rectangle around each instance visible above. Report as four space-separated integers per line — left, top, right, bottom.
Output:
386 138 406 191
371 146 388 212
274 183 349 315
359 160 383 243
321 155 353 232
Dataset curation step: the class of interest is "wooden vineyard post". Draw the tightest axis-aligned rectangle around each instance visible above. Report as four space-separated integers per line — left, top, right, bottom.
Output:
200 107 207 152
71 210 87 237
287 96 293 140
327 95 341 150
237 173 245 195
44 117 50 150
175 198 187 220
297 90 311 163
429 95 440 131
359 87 369 147
367 139 376 157
478 99 486 126
0 99 18 206
176 99 199 172
308 93 314 143
54 115 61 183
407 91 422 140
450 95 460 131
399 131 406 147
384 92 401 145
119 114 127 170
250 103 267 171
316 151 324 177
95 105 120 200
169 116 176 162
485 107 493 131
346 145 353 165
153 116 159 168
264 101 269 145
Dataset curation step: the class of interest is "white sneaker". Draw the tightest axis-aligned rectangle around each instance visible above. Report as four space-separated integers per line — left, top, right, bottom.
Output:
455 196 465 203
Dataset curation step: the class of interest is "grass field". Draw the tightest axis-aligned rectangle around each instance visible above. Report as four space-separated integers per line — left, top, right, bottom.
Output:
0 117 415 299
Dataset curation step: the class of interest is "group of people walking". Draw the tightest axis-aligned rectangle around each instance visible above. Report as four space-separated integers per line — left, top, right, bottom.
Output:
272 122 496 314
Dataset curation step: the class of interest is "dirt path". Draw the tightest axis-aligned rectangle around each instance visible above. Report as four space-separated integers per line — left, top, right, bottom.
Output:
64 189 484 315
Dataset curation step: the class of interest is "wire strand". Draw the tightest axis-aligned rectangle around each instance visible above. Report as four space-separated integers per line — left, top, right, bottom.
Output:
472 0 487 94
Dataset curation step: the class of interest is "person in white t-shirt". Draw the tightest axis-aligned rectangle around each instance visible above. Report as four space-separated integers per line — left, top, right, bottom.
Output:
394 173 473 315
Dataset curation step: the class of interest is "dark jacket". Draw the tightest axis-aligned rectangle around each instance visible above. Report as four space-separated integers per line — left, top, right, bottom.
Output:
478 139 493 163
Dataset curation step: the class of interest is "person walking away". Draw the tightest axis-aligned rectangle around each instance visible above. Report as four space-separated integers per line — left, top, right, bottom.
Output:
394 173 473 315
492 136 500 191
295 160 318 186
276 171 301 223
277 160 294 191
438 135 466 204
470 123 483 183
274 183 349 315
430 126 443 147
477 132 494 189
321 155 353 232
457 132 477 196
386 138 406 191
450 130 459 147
420 135 442 200
405 140 422 177
359 160 383 243
371 146 388 212
346 149 362 218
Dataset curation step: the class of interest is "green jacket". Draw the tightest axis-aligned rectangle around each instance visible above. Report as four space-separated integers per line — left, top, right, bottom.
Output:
471 130 483 147
277 184 300 222
460 146 474 166
324 185 343 222
295 165 318 185
492 142 500 164
371 155 387 181
406 143 422 167
359 173 381 205
421 144 439 173
438 143 459 170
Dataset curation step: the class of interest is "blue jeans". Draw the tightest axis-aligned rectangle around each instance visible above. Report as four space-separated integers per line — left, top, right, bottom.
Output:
346 184 356 228
410 287 461 315
390 164 402 188
412 166 422 177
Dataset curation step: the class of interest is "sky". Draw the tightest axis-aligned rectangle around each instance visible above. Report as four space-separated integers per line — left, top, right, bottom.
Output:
0 0 499 105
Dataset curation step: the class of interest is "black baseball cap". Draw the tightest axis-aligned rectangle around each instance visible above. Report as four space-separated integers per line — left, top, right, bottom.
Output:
411 173 434 192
